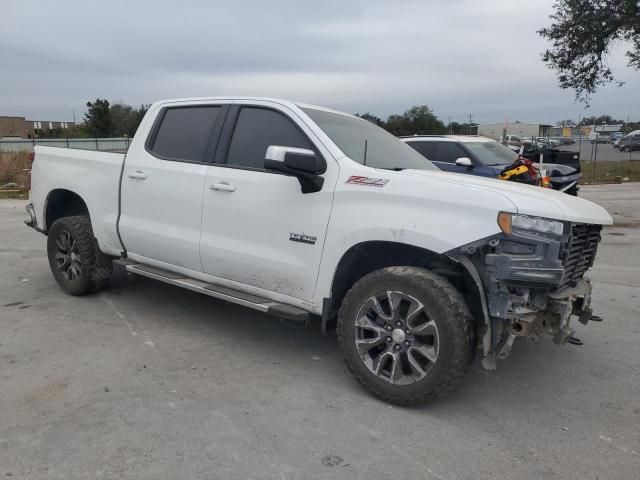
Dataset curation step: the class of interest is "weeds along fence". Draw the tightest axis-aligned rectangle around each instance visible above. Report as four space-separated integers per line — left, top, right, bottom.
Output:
0 151 31 188
0 137 131 153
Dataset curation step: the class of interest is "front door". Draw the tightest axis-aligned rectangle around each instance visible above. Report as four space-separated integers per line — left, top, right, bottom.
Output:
119 104 227 271
200 104 336 302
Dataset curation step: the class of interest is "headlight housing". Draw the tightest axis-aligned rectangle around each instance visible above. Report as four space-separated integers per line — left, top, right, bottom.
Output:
497 212 564 236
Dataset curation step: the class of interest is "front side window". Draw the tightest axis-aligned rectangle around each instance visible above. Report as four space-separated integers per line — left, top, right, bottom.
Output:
436 142 467 164
406 141 436 160
302 107 437 171
149 106 221 162
225 107 312 169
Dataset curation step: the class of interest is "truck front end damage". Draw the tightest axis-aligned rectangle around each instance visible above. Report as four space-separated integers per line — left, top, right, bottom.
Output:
449 213 603 369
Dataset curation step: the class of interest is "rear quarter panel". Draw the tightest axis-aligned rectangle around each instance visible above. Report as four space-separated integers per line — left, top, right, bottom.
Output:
31 146 125 255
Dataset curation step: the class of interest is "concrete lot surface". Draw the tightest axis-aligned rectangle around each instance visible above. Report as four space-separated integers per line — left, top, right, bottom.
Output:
1 185 639 479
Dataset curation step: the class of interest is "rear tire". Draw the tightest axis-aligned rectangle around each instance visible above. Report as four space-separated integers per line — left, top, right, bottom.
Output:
337 266 475 406
47 215 113 296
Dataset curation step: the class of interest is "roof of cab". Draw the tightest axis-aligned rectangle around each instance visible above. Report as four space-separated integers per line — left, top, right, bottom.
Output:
152 96 357 118
400 135 495 143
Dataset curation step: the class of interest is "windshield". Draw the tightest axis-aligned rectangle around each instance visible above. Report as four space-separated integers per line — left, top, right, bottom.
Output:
464 141 519 166
301 107 437 171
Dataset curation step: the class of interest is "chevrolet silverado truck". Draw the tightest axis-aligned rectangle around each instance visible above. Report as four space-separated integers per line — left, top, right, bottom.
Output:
25 97 612 405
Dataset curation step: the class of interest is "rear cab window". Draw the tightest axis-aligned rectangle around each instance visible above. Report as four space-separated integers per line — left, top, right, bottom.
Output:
147 106 223 162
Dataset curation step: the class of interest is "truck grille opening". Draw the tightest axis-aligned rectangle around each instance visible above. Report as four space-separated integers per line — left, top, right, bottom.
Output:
558 223 602 291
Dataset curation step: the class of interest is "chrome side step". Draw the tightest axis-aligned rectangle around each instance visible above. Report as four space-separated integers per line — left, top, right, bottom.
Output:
115 260 309 322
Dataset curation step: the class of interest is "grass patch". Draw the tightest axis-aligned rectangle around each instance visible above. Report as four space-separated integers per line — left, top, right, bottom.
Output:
580 160 640 184
0 190 28 200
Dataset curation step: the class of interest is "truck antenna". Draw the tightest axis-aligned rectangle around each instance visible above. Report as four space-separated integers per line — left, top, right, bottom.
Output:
363 139 368 165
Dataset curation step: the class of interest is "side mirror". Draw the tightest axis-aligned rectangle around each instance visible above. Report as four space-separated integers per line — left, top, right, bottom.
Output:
264 146 325 193
455 157 473 167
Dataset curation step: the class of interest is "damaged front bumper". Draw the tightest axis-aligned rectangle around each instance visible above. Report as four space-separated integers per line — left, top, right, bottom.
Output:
450 222 602 370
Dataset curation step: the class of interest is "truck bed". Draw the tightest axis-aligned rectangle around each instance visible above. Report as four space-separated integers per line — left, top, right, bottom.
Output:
30 146 125 256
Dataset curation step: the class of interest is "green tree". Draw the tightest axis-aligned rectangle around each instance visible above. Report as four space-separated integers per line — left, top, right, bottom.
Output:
84 99 112 137
578 114 624 126
539 0 640 103
384 106 446 136
110 103 150 137
355 112 385 127
623 121 640 133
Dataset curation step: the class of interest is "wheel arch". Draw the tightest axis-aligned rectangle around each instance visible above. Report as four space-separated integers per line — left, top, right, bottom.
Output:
44 189 90 233
323 240 485 336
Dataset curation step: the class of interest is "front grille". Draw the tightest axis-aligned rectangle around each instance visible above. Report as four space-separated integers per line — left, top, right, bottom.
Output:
558 223 602 290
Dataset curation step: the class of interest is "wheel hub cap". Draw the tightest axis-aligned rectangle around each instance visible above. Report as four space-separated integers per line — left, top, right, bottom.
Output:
391 328 406 343
354 290 440 386
54 230 82 281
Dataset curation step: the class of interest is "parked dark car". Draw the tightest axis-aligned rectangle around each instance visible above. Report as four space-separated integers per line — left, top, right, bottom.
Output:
619 132 640 152
557 137 576 146
520 142 582 172
401 135 581 195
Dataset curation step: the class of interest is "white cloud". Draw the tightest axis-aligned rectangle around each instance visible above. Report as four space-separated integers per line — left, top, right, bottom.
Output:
1 0 638 123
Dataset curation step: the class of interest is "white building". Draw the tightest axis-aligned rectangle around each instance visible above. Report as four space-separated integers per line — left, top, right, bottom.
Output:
477 122 553 141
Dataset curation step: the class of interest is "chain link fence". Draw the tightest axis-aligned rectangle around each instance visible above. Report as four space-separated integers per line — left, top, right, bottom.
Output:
0 137 131 153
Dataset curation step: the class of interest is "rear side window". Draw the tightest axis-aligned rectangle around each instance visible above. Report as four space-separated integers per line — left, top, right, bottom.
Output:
435 142 467 163
406 141 436 160
225 107 312 169
149 106 221 162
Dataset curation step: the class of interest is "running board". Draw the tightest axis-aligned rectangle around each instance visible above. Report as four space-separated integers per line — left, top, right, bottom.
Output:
117 261 309 322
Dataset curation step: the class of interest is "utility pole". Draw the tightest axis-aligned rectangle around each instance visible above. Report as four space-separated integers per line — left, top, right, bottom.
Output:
63 106 76 124
469 114 473 135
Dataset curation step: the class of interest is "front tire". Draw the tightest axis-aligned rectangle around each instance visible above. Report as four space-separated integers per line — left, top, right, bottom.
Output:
47 215 113 296
337 267 475 406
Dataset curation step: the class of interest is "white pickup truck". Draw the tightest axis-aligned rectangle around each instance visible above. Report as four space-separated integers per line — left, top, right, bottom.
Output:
26 97 612 405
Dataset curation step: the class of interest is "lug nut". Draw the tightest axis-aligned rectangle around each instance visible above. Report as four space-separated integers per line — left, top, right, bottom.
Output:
386 336 392 343
405 329 410 335
394 344 401 351
404 340 410 347
386 325 392 331
396 321 402 327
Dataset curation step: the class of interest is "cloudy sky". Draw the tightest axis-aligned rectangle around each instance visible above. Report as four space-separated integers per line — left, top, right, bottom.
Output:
2 0 639 125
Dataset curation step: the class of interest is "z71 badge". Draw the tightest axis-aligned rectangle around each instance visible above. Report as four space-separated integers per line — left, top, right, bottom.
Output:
290 233 317 245
346 175 389 187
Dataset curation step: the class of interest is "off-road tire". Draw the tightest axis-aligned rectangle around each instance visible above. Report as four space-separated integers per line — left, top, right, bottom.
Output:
337 266 475 406
47 215 113 296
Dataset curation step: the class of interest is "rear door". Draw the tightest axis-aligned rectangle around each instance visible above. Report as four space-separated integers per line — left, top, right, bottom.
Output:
199 103 336 302
119 103 228 271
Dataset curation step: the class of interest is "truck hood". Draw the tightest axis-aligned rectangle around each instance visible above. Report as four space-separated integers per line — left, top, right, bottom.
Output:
397 169 613 226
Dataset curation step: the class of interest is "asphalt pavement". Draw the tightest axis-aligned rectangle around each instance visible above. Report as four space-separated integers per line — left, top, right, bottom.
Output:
1 185 639 480
558 140 640 162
